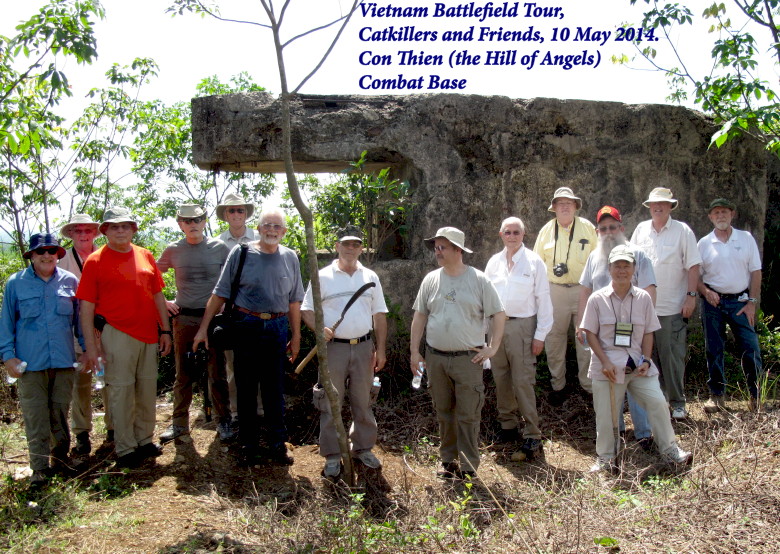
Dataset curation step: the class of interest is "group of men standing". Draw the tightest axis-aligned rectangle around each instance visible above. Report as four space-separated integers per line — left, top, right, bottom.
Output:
0 183 765 485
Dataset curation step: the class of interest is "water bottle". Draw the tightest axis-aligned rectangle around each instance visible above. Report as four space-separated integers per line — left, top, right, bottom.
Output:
583 334 591 352
412 362 425 389
370 376 381 403
6 361 27 385
94 357 106 390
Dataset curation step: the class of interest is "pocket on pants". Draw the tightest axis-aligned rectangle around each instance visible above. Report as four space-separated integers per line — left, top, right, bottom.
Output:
458 383 486 420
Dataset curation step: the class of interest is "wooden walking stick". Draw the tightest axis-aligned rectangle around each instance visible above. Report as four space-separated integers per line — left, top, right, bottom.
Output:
609 380 621 461
294 281 376 374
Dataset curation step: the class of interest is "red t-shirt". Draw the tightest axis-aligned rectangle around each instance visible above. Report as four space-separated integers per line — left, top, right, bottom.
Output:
76 244 164 344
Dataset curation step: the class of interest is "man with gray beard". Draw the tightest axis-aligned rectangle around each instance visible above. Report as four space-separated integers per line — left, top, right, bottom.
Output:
577 206 657 451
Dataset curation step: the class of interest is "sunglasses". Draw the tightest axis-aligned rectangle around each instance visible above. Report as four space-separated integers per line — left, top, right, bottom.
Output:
180 217 205 224
227 208 245 214
261 223 284 231
502 230 522 236
598 224 619 232
433 245 450 252
34 246 59 255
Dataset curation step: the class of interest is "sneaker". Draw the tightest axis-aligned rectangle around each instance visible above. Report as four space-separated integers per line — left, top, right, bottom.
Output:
136 442 163 460
703 396 725 413
73 431 91 456
323 456 341 478
520 438 542 454
353 450 382 469
548 389 567 407
662 444 692 465
589 458 616 473
671 407 688 420
497 428 520 443
637 437 654 452
159 424 188 444
217 422 237 442
437 461 459 479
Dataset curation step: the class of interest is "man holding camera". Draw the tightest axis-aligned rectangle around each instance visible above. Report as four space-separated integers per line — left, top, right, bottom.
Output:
534 187 597 404
157 204 233 444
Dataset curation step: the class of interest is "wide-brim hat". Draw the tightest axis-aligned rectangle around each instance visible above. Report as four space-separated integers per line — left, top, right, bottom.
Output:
424 226 473 254
707 198 736 212
216 193 254 221
608 244 635 264
642 187 678 209
24 233 66 260
99 207 138 235
176 204 207 220
60 213 100 239
548 187 582 211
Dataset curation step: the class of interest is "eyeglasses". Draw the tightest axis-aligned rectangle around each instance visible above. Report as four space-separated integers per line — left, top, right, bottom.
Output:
502 230 522 236
71 228 96 235
227 208 245 214
598 224 619 232
34 247 59 255
261 223 284 231
433 245 450 252
180 217 205 224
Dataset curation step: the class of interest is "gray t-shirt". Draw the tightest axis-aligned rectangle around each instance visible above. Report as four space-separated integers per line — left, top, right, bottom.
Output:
157 238 230 309
214 243 304 313
413 266 504 351
579 243 656 292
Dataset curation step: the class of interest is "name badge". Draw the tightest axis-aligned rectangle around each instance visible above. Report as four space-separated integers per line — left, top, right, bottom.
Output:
614 322 633 347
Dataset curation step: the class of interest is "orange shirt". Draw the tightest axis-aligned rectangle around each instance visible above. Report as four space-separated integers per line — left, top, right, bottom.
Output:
76 244 164 344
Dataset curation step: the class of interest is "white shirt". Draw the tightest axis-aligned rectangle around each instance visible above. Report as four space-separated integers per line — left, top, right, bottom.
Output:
698 228 761 294
484 245 553 342
631 217 701 316
301 259 388 339
218 226 259 248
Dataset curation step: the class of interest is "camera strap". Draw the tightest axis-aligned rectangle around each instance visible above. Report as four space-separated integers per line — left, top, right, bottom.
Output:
553 218 576 267
225 244 249 315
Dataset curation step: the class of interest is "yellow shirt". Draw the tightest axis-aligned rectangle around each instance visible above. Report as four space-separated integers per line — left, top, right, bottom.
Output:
533 216 597 284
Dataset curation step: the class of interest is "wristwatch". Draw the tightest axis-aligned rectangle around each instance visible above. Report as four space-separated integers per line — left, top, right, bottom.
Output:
160 330 172 335
686 291 698 297
748 298 757 304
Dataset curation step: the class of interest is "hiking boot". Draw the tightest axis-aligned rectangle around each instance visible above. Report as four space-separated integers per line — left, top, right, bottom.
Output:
136 442 163 460
704 396 725 413
268 446 294 466
115 450 141 469
662 444 692 465
353 450 382 469
217 422 237 442
73 431 91 456
637 437 654 452
323 456 341 478
589 457 616 473
437 462 459 479
671 407 688 420
548 389 567 407
159 424 188 444
520 437 542 454
497 428 520 443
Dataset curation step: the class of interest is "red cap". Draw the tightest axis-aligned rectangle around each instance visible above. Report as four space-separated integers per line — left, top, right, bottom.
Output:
596 205 622 223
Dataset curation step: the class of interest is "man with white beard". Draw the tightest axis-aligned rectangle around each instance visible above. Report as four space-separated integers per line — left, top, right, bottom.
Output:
577 206 657 451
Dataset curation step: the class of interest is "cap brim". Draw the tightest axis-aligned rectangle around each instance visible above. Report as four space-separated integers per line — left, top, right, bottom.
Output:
338 236 363 243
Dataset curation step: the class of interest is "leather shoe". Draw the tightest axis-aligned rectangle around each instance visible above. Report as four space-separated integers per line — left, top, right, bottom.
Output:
136 442 163 460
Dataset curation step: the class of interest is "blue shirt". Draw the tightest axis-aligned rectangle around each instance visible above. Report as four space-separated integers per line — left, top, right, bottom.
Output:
0 266 83 371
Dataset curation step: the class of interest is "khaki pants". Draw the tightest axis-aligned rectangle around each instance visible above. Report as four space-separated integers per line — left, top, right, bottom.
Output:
546 283 592 392
313 340 377 458
655 314 688 409
101 324 158 457
18 368 75 471
427 348 485 472
491 316 541 439
592 375 676 461
70 369 112 434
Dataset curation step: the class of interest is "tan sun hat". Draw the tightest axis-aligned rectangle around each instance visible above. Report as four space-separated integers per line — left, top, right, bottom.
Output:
642 187 678 209
60 214 100 239
216 193 254 221
176 204 207 220
424 226 473 254
547 187 582 212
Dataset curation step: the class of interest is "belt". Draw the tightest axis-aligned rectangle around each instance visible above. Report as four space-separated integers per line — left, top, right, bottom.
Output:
179 307 206 317
552 282 577 288
236 306 286 319
427 346 473 357
704 285 748 300
332 333 371 345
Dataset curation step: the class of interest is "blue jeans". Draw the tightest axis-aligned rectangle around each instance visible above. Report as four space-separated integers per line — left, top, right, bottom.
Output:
702 298 762 398
232 312 289 453
619 390 652 440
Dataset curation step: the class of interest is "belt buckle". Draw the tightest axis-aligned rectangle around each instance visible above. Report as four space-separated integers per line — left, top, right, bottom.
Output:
260 313 272 320
349 338 359 345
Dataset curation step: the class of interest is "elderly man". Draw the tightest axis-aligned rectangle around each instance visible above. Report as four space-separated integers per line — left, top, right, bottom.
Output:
217 193 261 424
302 227 388 478
577 206 656 450
581 245 691 471
411 227 505 479
194 207 303 467
157 204 233 443
484 217 552 457
59 213 112 456
631 188 701 420
697 199 763 412
533 187 598 404
77 208 172 469
1 234 82 485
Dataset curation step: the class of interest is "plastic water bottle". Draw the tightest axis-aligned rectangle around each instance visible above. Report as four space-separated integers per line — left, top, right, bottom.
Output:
372 376 381 389
6 361 27 385
94 357 106 390
370 376 381 403
412 362 425 389
582 334 591 352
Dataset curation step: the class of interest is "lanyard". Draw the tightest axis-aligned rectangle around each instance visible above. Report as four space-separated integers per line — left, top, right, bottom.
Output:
553 218 576 266
608 293 633 323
